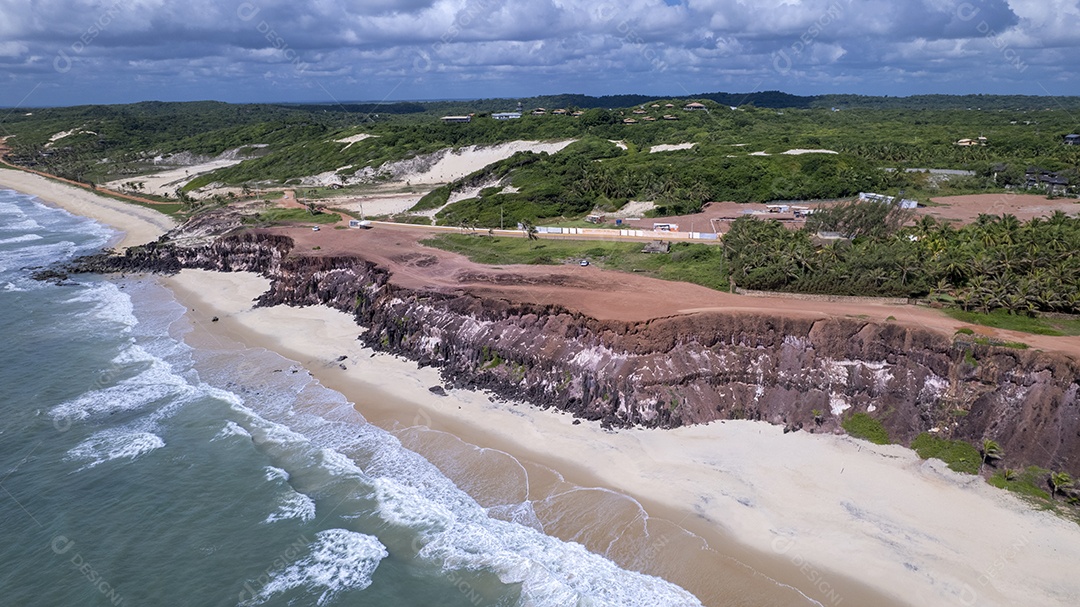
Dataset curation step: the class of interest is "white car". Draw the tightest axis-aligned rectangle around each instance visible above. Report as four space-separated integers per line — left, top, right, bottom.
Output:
579 259 589 267
312 226 320 231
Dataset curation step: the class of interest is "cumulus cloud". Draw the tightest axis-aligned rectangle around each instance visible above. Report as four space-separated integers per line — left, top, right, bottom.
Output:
0 0 1072 106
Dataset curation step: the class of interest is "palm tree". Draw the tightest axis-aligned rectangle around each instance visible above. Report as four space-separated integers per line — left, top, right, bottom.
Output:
980 439 1004 469
520 219 538 241
1049 471 1074 500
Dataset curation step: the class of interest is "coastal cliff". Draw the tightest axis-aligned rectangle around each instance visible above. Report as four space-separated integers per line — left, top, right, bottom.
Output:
69 231 1080 476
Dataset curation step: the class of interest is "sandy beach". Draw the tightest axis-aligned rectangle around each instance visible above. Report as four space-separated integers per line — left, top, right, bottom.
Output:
0 168 175 248
163 268 1080 607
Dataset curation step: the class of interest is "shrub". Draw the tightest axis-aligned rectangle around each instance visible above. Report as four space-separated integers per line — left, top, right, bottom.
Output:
842 412 890 445
911 433 981 474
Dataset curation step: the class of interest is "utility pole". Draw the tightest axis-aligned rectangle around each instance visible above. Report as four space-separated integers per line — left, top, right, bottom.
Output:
500 205 504 230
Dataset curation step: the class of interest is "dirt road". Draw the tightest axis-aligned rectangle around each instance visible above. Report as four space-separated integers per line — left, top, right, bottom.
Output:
273 222 1080 359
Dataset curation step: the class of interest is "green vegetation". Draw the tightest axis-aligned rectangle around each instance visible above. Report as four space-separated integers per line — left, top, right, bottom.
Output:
945 309 1080 336
8 94 1080 206
989 466 1053 500
911 433 983 474
421 234 729 291
725 209 1080 313
841 412 890 445
986 467 1079 521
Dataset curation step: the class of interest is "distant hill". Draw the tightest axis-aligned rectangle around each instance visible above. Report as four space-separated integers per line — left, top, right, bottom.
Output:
272 91 1080 115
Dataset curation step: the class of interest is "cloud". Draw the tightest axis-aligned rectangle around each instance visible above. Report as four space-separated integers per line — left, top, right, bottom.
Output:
0 0 1073 107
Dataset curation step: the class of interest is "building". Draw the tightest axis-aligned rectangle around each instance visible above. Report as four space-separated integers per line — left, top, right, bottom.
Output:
955 136 987 146
859 192 918 209
661 114 679 121
622 118 638 124
1065 134 1080 145
1025 168 1070 195
683 102 707 111
441 115 471 123
531 108 547 115
492 112 521 120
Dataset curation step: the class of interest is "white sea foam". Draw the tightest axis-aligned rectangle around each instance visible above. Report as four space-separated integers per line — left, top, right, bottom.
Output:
214 420 252 441
67 428 165 469
0 240 77 273
3 219 41 232
264 466 290 482
65 281 138 329
373 476 454 533
249 529 387 605
50 344 200 422
0 234 43 245
264 489 317 524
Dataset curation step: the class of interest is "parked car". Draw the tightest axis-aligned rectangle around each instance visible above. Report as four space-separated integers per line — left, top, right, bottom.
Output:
579 259 589 267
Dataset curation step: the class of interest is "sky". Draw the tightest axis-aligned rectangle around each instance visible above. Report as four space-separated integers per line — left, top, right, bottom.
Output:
1 0 1078 108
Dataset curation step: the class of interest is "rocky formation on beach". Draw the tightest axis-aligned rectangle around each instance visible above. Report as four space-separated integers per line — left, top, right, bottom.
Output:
67 230 1080 476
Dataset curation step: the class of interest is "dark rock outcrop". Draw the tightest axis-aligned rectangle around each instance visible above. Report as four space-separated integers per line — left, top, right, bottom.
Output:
67 231 1080 476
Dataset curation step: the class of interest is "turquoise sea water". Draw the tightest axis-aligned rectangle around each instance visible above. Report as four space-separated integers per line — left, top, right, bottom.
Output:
0 189 714 606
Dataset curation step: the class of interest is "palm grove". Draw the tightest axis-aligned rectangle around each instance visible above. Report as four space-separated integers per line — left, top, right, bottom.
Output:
724 202 1080 316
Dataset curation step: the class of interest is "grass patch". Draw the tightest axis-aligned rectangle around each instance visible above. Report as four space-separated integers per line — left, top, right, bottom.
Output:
911 433 981 474
421 234 730 291
245 208 340 225
945 308 1080 337
989 466 1052 501
841 412 890 445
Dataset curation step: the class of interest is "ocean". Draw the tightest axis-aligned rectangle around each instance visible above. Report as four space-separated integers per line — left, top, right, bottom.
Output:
0 188 722 606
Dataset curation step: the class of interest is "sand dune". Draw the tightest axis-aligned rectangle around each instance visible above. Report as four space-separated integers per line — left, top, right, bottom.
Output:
395 140 576 185
104 156 246 199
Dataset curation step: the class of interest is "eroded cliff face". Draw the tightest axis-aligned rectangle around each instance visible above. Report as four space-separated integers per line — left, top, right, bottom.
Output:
70 232 1080 476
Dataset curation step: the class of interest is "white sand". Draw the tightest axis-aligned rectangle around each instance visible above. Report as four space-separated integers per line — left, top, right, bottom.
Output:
0 169 174 248
104 157 245 199
334 133 378 150
782 149 839 155
402 140 576 185
332 192 424 218
166 268 1080 607
650 143 697 153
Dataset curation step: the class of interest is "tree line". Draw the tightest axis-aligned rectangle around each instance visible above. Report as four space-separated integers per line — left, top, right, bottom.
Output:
724 205 1080 314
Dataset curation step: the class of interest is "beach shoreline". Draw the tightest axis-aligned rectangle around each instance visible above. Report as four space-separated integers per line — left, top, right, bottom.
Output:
162 267 1080 607
7 175 1080 606
0 168 175 248
163 269 903 607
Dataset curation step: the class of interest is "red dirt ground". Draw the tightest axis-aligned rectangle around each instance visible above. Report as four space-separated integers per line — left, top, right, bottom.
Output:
270 223 1080 360
926 193 1079 224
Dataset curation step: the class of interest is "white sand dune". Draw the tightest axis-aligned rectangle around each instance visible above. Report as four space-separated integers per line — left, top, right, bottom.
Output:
334 133 378 150
104 157 246 199
782 148 839 155
393 140 576 185
650 143 696 153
